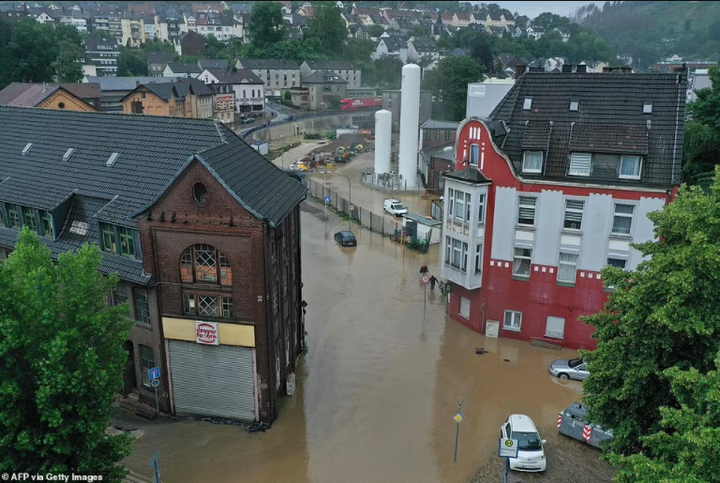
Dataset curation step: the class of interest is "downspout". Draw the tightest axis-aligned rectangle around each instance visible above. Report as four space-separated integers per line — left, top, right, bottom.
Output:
671 73 683 185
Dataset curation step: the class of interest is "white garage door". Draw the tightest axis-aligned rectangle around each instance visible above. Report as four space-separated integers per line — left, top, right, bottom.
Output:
168 341 256 421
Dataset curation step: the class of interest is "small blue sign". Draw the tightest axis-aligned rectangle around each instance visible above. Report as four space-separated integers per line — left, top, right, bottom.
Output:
148 367 161 381
324 196 331 204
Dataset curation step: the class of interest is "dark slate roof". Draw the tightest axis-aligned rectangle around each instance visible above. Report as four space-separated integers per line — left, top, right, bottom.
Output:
140 83 179 102
0 107 307 283
204 68 262 84
166 63 202 74
520 121 551 150
198 58 229 70
490 72 687 187
445 167 490 183
85 76 175 92
304 60 358 71
237 58 300 70
302 71 348 84
410 36 437 52
147 52 174 64
381 36 406 51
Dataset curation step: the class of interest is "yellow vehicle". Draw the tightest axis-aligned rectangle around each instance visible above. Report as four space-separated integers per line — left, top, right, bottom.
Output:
293 161 309 171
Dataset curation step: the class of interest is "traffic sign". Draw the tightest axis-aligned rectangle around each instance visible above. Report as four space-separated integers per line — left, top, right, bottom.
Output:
499 438 519 458
422 276 429 284
148 367 161 381
349 204 355 211
454 411 464 423
151 379 160 388
324 196 331 204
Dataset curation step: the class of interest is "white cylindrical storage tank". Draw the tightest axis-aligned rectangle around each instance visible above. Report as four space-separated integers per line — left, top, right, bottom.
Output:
398 64 421 190
374 109 392 175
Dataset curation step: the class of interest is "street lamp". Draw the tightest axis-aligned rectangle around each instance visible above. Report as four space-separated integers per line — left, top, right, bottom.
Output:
320 171 353 230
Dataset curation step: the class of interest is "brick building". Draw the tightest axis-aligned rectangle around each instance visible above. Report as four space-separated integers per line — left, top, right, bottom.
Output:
0 107 307 422
440 70 686 349
0 83 98 112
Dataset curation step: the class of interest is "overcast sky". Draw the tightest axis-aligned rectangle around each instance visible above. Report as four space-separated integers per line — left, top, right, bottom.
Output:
473 1 599 18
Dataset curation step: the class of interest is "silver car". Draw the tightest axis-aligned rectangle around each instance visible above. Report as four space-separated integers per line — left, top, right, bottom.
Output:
549 357 589 381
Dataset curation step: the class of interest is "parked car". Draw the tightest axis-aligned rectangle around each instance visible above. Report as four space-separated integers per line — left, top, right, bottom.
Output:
500 414 547 472
334 231 357 247
549 357 589 381
383 199 408 216
558 403 614 449
241 117 255 124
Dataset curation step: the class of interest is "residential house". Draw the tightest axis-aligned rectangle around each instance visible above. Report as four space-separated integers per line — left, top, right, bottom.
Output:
55 8 89 32
148 52 174 78
453 12 471 27
0 106 306 423
192 2 226 12
0 83 98 112
407 36 443 64
348 23 370 40
84 76 175 112
185 11 242 41
199 68 265 116
85 36 120 77
419 143 455 195
420 119 458 150
289 87 310 110
390 16 415 33
198 59 229 71
302 71 347 110
207 83 236 123
121 13 149 47
129 2 156 16
526 25 545 40
163 63 203 79
440 13 454 25
122 79 214 119
301 60 361 89
89 7 124 41
488 25 508 37
235 59 301 97
440 70 686 349
371 32 408 61
1 3 28 21
174 30 207 57
554 28 570 42
155 7 187 43
31 8 55 25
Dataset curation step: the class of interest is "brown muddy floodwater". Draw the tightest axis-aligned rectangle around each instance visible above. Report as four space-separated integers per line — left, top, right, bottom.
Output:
121 203 614 483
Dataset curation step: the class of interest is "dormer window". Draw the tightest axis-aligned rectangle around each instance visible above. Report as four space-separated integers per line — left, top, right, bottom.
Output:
643 102 652 114
619 155 642 180
569 153 592 176
522 151 543 173
523 98 532 110
569 100 579 111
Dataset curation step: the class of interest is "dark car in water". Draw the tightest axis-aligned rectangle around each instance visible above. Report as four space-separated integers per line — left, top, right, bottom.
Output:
334 231 357 247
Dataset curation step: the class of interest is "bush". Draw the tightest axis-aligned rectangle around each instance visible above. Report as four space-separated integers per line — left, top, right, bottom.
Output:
324 132 337 140
304 133 322 139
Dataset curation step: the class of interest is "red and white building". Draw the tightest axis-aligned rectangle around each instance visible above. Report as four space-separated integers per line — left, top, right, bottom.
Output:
441 69 687 349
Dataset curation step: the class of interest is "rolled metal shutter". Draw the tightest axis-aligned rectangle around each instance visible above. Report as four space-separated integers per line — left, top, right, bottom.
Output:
168 341 255 421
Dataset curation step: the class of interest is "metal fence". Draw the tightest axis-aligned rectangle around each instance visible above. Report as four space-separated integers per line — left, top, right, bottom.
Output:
307 178 400 237
241 110 345 139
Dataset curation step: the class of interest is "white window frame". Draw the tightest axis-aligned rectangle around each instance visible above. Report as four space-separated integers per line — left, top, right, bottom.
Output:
612 203 635 236
569 100 579 111
545 316 565 339
465 192 471 223
569 153 592 176
517 196 537 227
470 143 480 165
557 252 578 284
474 244 483 273
447 188 454 217
454 189 466 222
642 102 652 114
477 193 486 224
619 155 642 180
503 310 522 331
522 151 543 173
462 241 468 272
513 247 532 278
452 238 462 268
523 98 532 110
563 199 584 230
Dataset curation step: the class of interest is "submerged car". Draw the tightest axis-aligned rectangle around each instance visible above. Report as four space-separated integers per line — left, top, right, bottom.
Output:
500 414 547 472
241 117 255 124
383 199 408 216
549 357 589 381
334 231 357 247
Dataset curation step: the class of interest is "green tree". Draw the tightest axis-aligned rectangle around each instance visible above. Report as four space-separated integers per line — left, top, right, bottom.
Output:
689 65 720 132
345 38 375 63
248 1 286 49
0 229 133 479
118 47 148 76
682 122 720 186
582 168 720 456
2 18 57 85
422 56 483 121
305 2 347 57
368 25 385 38
611 354 720 482
283 90 291 100
203 34 226 59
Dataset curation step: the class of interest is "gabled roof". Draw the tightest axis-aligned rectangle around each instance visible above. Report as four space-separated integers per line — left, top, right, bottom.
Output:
381 35 406 51
302 70 348 84
0 83 96 110
410 36 437 52
0 107 306 280
203 68 263 85
237 58 300 70
166 63 202 74
304 60 358 71
147 52 174 64
198 59 229 70
490 72 687 187
421 119 460 130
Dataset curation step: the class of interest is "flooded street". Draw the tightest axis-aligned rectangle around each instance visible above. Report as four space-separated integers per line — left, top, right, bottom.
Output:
120 203 614 483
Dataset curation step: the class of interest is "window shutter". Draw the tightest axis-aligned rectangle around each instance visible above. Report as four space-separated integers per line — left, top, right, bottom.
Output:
569 153 592 175
545 316 565 339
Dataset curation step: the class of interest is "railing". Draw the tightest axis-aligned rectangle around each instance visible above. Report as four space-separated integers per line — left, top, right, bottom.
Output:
241 110 372 139
307 178 400 238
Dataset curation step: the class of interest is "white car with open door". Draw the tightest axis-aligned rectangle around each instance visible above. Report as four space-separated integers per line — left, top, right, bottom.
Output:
500 414 547 472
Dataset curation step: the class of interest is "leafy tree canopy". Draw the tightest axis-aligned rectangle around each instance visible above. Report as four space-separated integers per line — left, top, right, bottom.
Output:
305 2 347 57
0 229 134 479
248 1 286 49
422 56 483 121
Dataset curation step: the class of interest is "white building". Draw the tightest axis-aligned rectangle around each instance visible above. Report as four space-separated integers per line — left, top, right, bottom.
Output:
199 68 265 116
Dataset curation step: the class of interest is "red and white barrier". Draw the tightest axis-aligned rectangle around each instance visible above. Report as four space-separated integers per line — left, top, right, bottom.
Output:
557 413 563 430
583 424 592 442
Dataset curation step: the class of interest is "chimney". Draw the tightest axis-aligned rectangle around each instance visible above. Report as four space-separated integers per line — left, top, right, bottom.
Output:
576 64 587 73
602 66 613 73
135 80 140 87
562 64 572 73
620 66 632 73
514 63 526 78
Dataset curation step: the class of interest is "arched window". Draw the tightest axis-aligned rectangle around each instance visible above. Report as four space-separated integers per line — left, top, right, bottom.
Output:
180 244 232 285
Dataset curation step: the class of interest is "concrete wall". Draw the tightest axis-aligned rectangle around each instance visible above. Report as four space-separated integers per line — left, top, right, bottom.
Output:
248 113 357 143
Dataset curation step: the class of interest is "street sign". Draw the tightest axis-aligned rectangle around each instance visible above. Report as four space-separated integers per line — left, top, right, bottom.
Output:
422 276 429 284
499 438 519 458
454 411 464 423
148 367 161 381
324 196 331 204
151 379 160 388
349 204 355 211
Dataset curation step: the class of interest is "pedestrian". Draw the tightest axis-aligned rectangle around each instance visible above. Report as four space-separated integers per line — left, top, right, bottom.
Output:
429 275 437 290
